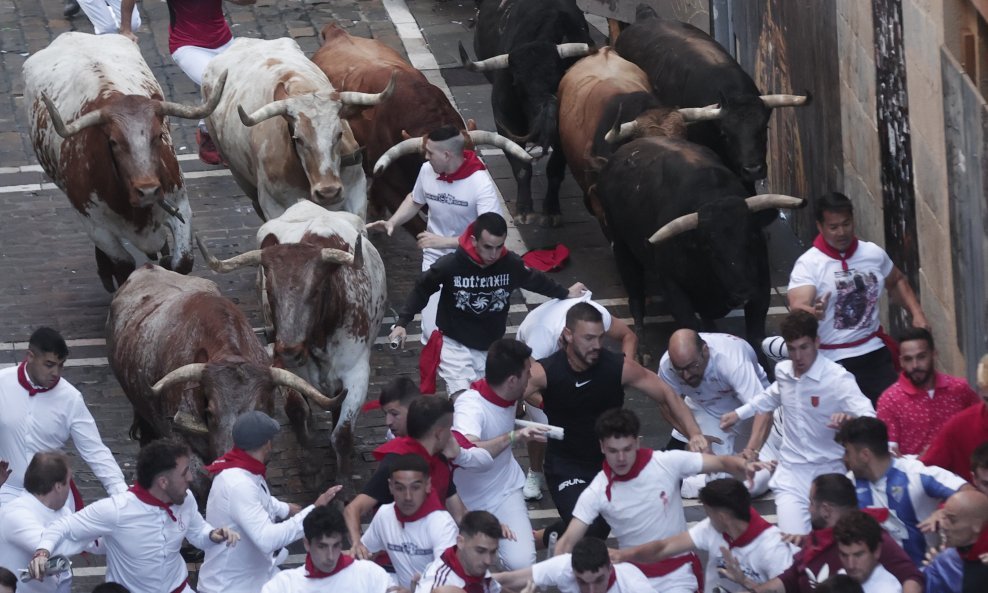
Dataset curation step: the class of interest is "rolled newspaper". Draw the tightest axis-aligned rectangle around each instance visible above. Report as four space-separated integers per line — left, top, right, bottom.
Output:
514 419 564 440
19 555 71 583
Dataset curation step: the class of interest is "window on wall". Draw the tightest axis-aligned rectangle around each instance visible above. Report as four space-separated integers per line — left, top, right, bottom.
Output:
960 1 988 98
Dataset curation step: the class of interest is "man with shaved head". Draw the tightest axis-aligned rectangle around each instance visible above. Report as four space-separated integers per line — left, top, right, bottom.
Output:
924 490 988 593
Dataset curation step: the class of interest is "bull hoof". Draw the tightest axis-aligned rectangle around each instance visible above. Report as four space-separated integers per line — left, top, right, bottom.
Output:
516 211 538 225
540 214 564 228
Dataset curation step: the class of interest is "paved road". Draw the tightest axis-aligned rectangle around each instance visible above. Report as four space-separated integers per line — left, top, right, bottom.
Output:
0 0 799 586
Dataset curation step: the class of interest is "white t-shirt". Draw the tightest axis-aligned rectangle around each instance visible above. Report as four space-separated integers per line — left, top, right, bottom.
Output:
361 504 459 589
687 517 796 592
858 563 903 593
451 389 526 510
530 554 652 593
415 552 502 593
788 240 894 360
198 468 312 593
412 160 503 268
261 560 393 593
516 292 612 360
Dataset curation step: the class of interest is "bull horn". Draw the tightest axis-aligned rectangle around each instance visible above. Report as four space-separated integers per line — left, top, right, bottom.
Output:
467 130 532 163
759 93 811 108
458 41 510 72
744 194 806 212
270 367 344 410
238 98 292 127
677 103 723 122
41 93 104 138
158 70 229 120
648 212 699 244
605 120 639 144
152 363 207 395
338 71 397 106
320 247 355 265
373 137 423 175
195 234 262 273
352 233 364 269
556 43 593 59
157 200 185 223
172 410 210 436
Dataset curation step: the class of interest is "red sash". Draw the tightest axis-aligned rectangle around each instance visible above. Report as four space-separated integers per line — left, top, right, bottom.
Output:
420 330 443 395
168 578 189 593
631 552 703 590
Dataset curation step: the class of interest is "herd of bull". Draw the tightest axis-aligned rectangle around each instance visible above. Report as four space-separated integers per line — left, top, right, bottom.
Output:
18 0 810 494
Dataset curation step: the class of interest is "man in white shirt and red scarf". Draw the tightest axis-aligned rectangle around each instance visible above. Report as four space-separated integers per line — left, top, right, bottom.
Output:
30 439 240 593
415 510 503 593
0 327 126 507
261 506 392 593
198 411 342 593
553 408 753 593
611 477 795 593
787 192 928 404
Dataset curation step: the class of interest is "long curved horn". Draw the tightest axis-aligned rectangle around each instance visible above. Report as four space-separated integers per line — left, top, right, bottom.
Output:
158 70 229 120
195 234 263 273
677 103 723 122
238 99 292 127
467 130 533 163
759 93 811 108
458 41 510 72
41 93 104 138
338 71 397 106
556 43 593 59
373 137 422 175
172 410 210 436
270 367 345 410
745 194 806 212
320 247 355 265
605 120 639 144
648 213 699 244
152 363 207 395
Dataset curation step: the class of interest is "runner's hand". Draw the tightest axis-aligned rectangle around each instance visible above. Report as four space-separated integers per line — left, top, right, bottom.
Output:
720 411 740 430
0 459 10 487
349 541 372 560
29 550 50 581
366 219 395 236
515 425 550 444
566 282 587 298
389 326 407 349
315 485 343 507
813 292 831 319
688 433 713 453
210 527 240 546
500 523 516 541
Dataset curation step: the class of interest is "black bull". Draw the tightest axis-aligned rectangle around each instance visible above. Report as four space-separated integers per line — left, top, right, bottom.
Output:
596 136 804 353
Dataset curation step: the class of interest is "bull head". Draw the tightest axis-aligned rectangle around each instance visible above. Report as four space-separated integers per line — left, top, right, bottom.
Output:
457 41 594 72
195 233 354 273
648 194 805 244
236 73 396 127
373 130 533 175
604 105 717 144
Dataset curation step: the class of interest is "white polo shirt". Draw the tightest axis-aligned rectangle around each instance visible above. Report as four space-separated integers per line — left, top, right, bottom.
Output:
0 366 126 504
261 560 393 593
451 388 525 510
530 554 652 593
198 468 314 593
516 292 612 360
361 503 458 589
38 489 217 593
687 517 796 592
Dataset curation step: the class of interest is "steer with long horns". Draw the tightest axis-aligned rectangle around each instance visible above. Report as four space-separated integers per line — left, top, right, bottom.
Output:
197 203 387 492
23 32 225 292
202 37 394 221
107 264 340 502
595 135 805 364
463 0 595 227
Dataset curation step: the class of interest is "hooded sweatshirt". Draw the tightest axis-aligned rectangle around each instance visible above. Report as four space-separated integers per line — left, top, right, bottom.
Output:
397 223 569 350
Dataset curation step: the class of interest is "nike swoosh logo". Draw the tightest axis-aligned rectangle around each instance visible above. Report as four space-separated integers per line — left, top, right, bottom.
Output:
575 380 591 388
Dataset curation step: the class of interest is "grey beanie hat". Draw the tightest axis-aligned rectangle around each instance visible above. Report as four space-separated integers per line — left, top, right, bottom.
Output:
232 411 280 450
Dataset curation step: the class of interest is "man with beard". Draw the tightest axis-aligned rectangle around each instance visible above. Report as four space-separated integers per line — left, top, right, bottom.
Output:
876 328 979 456
29 439 240 593
523 303 708 550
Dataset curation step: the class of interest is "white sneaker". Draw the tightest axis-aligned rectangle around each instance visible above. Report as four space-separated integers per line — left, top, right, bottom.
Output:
523 469 545 500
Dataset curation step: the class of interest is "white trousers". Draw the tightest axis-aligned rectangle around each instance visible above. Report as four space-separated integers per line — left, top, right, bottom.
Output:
770 459 846 535
171 39 234 87
485 488 535 571
645 562 698 593
78 0 140 35
438 336 486 396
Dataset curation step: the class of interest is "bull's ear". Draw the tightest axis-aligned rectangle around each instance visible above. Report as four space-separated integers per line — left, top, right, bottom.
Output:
274 82 290 103
260 233 280 249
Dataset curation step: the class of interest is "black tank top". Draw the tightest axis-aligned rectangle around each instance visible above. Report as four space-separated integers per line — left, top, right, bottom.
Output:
541 349 625 465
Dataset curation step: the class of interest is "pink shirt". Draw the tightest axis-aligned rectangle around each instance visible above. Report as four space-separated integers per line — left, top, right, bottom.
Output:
166 0 233 54
877 372 979 455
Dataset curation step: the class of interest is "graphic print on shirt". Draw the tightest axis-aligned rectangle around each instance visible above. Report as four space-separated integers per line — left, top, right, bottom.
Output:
832 270 881 330
425 191 469 208
452 274 511 314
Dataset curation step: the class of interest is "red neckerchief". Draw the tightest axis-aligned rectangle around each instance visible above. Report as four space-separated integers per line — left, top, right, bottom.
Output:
437 150 486 183
812 233 859 271
440 546 489 593
372 437 452 503
799 527 834 566
129 483 177 522
304 552 354 578
470 378 513 408
204 447 267 477
960 524 988 562
395 495 445 526
17 361 59 396
458 222 507 266
602 448 653 501
724 508 773 549
606 566 617 590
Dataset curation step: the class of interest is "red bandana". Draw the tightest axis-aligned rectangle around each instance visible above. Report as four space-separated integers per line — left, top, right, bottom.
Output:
17 361 59 396
372 437 452 504
395 494 445 526
470 378 513 408
304 552 354 578
440 546 489 593
799 527 834 566
602 448 653 501
436 150 486 183
606 566 617 590
724 508 773 548
204 448 267 477
458 222 507 267
812 233 859 271
129 483 177 522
